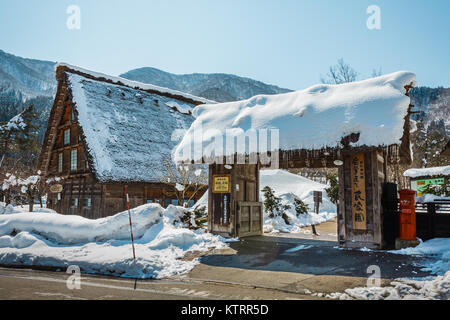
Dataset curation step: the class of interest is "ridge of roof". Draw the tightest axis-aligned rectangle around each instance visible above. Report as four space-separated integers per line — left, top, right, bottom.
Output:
56 62 215 106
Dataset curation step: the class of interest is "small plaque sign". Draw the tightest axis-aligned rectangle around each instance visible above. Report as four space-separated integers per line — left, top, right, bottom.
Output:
49 184 63 193
212 174 231 194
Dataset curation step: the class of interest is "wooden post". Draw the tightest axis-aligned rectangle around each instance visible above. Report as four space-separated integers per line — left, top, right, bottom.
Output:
340 149 386 249
124 185 136 260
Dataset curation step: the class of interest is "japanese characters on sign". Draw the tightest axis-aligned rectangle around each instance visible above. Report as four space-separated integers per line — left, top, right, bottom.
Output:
212 174 231 193
350 154 367 230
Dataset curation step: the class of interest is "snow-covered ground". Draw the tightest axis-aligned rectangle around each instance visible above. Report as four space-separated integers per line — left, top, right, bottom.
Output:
0 202 55 215
0 203 227 279
326 238 450 300
260 170 337 233
194 169 337 234
326 272 449 300
391 238 450 276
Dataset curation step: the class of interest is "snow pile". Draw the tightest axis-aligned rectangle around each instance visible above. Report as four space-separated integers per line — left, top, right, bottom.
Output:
0 202 56 215
0 204 227 279
416 194 450 203
326 272 450 300
390 238 450 275
175 71 416 162
404 165 450 178
326 238 450 300
193 169 337 233
260 170 337 233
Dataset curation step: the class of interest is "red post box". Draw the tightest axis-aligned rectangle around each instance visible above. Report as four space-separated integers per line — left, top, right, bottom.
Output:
398 189 417 241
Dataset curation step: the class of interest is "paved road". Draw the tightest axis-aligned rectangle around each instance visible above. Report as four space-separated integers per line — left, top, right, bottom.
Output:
0 267 318 300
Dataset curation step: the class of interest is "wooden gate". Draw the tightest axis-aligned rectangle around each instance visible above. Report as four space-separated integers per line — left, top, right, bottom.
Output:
208 163 263 238
236 201 263 237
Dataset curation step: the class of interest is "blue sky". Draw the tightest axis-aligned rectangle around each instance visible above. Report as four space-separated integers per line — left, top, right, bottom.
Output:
1 0 449 90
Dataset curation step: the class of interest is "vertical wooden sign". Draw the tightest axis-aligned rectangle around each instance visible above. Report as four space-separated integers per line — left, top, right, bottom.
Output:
350 154 367 230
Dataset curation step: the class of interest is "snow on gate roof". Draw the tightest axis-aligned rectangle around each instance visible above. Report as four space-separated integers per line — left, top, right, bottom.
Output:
174 71 416 163
61 65 211 183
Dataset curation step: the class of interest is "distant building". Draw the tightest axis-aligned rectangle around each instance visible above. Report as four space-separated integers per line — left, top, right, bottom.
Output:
404 165 450 196
38 64 211 218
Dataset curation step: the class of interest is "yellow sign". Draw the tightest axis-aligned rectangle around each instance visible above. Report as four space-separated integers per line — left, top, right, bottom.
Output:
350 154 367 230
212 175 231 193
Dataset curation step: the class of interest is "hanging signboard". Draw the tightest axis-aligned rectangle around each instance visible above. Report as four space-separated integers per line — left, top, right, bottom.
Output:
49 184 63 193
350 154 367 230
212 174 231 193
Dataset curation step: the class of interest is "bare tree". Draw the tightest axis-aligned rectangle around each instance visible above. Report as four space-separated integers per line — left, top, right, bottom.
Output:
161 157 207 207
19 175 41 212
321 58 358 84
372 67 383 78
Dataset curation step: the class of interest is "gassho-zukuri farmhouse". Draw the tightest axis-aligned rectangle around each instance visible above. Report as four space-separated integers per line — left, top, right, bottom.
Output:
38 64 212 218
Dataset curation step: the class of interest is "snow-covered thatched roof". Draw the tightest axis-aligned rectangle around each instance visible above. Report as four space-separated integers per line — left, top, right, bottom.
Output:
57 63 214 105
174 71 416 164
404 165 450 179
58 65 211 183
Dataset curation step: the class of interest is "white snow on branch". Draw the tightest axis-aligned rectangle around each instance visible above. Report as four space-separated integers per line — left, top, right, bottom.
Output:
2 114 26 131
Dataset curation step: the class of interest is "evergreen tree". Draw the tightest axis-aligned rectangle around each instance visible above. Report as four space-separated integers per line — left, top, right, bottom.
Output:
0 105 40 170
293 197 309 215
262 186 291 224
325 173 339 204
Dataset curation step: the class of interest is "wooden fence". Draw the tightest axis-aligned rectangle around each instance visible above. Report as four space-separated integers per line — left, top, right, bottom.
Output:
415 200 450 240
382 183 450 247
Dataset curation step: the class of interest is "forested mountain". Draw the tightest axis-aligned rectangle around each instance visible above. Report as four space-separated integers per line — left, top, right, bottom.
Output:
120 67 292 102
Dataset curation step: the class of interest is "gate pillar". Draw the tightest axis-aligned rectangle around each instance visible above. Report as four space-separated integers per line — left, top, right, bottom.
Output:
338 149 387 249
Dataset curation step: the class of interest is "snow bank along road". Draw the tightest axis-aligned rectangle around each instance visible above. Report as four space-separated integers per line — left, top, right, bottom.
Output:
0 204 228 279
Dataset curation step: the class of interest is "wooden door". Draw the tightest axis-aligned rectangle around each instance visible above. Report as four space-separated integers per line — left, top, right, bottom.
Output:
236 201 263 237
208 163 262 238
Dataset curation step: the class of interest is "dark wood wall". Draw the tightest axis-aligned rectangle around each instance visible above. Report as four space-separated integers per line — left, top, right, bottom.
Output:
48 180 205 219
